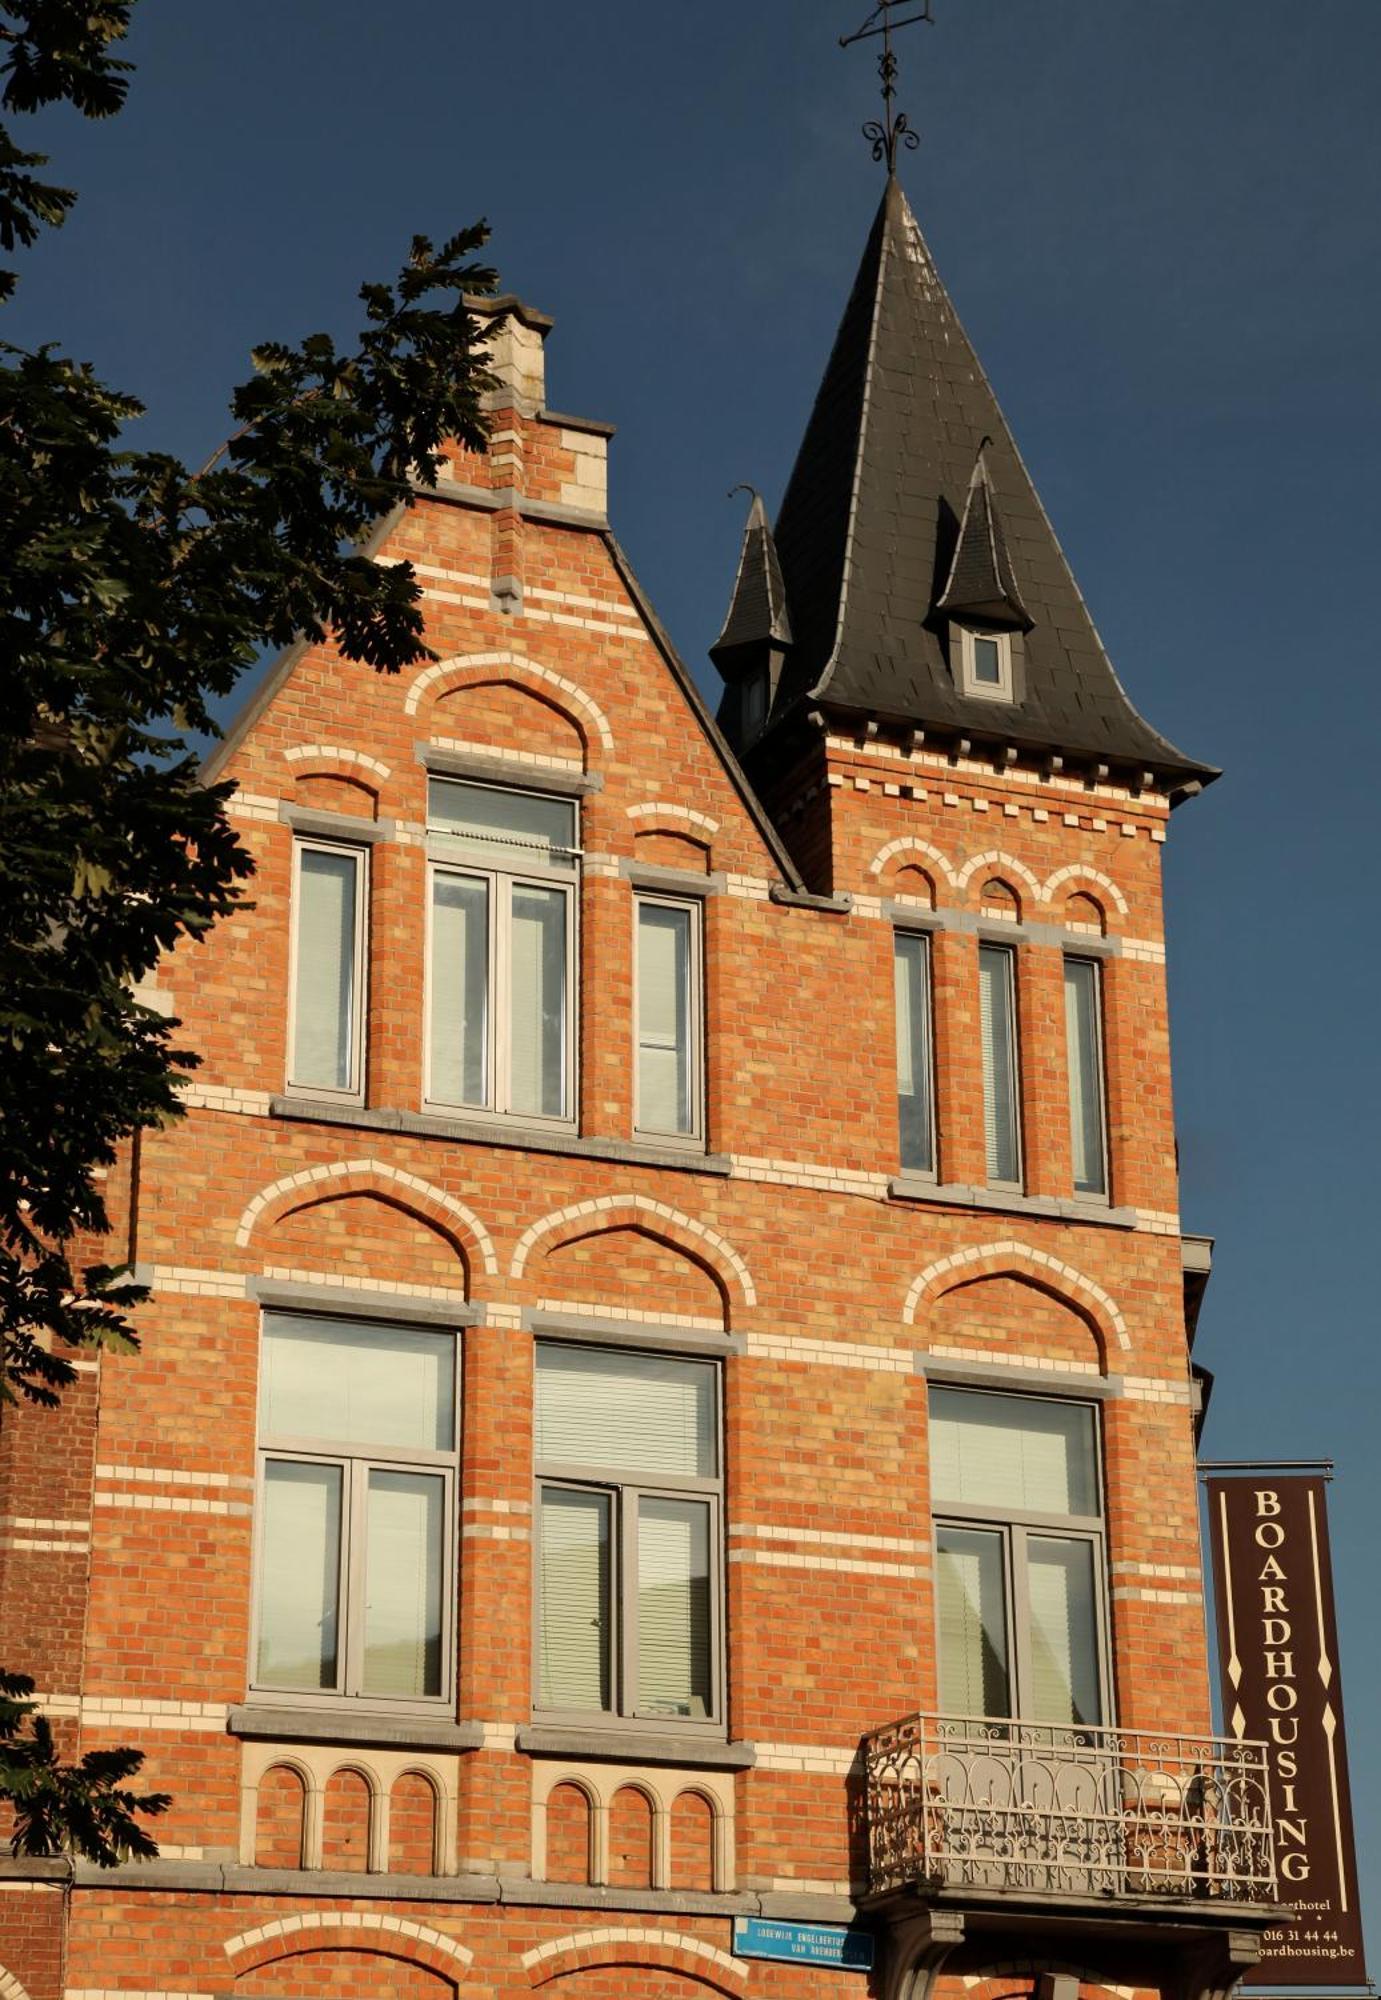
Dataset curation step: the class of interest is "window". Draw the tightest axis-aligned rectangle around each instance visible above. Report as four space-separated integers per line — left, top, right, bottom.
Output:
957 625 1014 702
288 840 367 1099
1064 957 1108 1199
635 896 703 1145
894 931 936 1176
534 1343 722 1731
931 1386 1108 1727
978 943 1021 1187
741 668 768 740
426 779 578 1124
252 1313 458 1709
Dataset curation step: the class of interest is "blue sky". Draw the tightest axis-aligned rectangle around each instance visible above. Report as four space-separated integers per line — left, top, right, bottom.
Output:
9 0 1379 1954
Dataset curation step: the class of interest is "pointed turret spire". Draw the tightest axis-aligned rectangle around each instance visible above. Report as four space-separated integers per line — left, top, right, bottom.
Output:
712 490 793 746
730 176 1214 790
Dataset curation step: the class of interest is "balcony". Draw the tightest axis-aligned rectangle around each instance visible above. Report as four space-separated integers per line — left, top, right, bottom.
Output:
864 1712 1277 1904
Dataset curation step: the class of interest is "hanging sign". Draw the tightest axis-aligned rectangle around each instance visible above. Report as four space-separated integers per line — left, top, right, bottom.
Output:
1204 1472 1366 1987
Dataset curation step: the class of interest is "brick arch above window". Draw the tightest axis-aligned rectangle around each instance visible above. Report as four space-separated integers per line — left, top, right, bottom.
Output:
222 1912 473 1976
868 835 959 894
403 649 614 757
903 1239 1130 1354
512 1195 755 1311
521 1928 748 1992
282 742 392 782
1042 863 1130 921
0 1968 35 2000
234 1158 498 1278
954 849 1044 906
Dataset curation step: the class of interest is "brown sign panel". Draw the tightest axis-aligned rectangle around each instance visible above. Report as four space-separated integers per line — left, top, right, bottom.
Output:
1205 1475 1367 1987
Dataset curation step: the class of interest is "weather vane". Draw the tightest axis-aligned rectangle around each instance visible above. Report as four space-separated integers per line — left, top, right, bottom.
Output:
839 1 934 173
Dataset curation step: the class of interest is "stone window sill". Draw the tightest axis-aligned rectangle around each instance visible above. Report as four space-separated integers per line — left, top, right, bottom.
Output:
227 1704 483 1753
516 1724 756 1769
889 1175 1136 1229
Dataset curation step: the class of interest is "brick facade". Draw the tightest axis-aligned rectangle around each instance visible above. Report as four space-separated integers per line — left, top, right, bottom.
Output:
0 262 1269 1998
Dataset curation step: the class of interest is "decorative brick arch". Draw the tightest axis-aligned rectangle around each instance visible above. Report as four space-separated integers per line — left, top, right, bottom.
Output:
626 801 720 837
1042 863 1129 920
521 1927 748 1990
234 1158 498 1278
512 1195 755 1309
954 850 1045 905
403 649 615 756
867 835 958 893
0 1968 35 2000
223 1911 472 1975
282 742 392 782
903 1239 1129 1353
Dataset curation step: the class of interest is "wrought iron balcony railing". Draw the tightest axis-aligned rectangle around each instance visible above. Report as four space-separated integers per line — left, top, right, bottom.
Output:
864 1712 1277 1903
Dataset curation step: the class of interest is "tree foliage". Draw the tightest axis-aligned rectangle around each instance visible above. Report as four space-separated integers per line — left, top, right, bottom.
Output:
0 0 499 1861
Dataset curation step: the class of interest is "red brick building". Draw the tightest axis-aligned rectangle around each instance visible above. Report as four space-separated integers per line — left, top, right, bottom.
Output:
0 172 1279 1999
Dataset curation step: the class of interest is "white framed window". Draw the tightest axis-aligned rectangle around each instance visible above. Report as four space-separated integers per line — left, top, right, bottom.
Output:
534 1342 724 1733
634 895 704 1146
978 942 1022 1188
287 840 367 1100
956 625 1014 702
894 930 936 1177
425 779 579 1126
1064 956 1109 1200
931 1386 1110 1728
251 1313 460 1711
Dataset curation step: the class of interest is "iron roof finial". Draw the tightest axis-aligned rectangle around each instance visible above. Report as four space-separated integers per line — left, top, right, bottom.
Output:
839 1 933 174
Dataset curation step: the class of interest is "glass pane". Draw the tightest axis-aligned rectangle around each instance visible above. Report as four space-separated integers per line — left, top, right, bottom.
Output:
292 848 357 1090
637 1497 712 1719
536 1344 717 1478
538 1486 610 1710
1028 1536 1102 1726
973 635 1002 685
509 884 568 1118
1064 958 1106 1197
363 1470 444 1699
638 902 692 1135
262 1316 455 1452
428 779 577 872
429 873 489 1106
894 932 934 1173
979 944 1020 1183
256 1460 341 1689
936 1524 1010 1717
930 1388 1099 1518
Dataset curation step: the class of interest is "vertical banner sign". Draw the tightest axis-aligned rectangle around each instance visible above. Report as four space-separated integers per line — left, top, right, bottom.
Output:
1205 1475 1366 1987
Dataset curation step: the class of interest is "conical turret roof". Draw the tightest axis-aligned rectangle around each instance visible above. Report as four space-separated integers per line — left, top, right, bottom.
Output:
711 490 793 669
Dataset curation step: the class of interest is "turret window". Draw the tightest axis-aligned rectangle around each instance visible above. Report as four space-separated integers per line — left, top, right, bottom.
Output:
957 626 1014 703
978 943 1022 1189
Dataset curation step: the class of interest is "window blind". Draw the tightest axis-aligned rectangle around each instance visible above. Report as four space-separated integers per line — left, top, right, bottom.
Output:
535 1345 717 1479
292 847 358 1091
509 884 567 1119
930 1389 1098 1519
256 1459 341 1690
936 1525 1010 1717
362 1470 444 1699
637 902 692 1135
978 944 1019 1183
1027 1535 1101 1726
428 779 577 872
261 1316 455 1453
894 932 934 1173
637 1496 711 1718
1064 958 1106 1197
538 1486 610 1710
430 873 489 1106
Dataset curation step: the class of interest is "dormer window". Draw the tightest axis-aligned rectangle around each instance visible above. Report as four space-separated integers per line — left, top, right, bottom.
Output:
957 625 1014 702
741 667 768 741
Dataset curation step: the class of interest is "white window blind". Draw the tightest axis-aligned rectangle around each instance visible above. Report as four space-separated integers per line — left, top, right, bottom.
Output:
430 873 489 1107
1027 1535 1101 1726
979 944 1020 1184
261 1316 455 1453
428 779 577 872
637 901 693 1135
1064 957 1107 1197
535 1345 717 1479
894 932 934 1173
362 1470 444 1699
930 1389 1098 1519
291 846 359 1092
637 1496 711 1718
936 1525 1010 1717
509 884 567 1119
257 1460 341 1690
538 1486 610 1710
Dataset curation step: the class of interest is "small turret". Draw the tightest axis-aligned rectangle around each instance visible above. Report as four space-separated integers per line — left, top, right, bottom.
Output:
710 490 793 751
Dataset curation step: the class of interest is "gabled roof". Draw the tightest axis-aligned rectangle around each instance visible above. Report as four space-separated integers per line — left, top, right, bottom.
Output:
710 490 792 670
763 176 1216 787
935 444 1031 631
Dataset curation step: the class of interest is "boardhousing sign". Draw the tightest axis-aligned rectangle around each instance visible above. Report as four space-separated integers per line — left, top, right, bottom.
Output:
1205 1473 1366 1987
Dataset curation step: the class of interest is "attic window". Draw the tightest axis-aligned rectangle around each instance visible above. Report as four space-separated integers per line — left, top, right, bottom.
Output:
957 626 1014 703
741 668 768 741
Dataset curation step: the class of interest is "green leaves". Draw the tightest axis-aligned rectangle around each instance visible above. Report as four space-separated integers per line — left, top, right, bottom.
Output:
0 1672 170 1865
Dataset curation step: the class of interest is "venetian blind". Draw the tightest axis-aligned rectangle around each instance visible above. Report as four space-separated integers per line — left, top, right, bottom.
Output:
538 1486 610 1710
429 873 489 1106
935 1526 1010 1718
509 884 567 1118
535 1345 717 1479
637 1496 711 1718
929 1389 1098 1519
978 944 1019 1183
1027 1535 1101 1726
256 1460 341 1690
427 779 577 872
637 902 692 1135
362 1470 444 1699
261 1316 455 1453
292 847 358 1090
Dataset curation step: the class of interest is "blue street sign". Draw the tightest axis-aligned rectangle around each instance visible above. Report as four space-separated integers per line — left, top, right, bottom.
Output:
732 1917 875 1971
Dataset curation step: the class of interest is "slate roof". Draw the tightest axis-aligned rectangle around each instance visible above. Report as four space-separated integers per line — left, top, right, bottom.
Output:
763 177 1216 787
711 491 793 668
935 445 1032 630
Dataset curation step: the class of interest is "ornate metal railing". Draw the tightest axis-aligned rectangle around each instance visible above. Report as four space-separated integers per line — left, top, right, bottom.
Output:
864 1713 1277 1901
